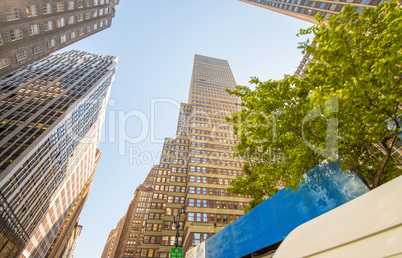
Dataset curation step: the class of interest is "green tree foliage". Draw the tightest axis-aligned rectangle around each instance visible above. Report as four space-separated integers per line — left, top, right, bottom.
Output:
226 1 402 213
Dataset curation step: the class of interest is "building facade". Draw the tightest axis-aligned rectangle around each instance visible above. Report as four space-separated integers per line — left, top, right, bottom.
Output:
0 0 119 77
46 148 101 258
101 216 126 258
102 166 157 258
0 50 117 257
239 0 384 24
140 55 252 257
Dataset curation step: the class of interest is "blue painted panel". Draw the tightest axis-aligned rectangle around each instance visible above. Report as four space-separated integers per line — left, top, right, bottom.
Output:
271 162 369 236
198 162 369 258
231 198 284 257
205 224 237 258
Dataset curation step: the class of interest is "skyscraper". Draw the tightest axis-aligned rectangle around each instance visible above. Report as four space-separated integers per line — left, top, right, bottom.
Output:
140 55 252 257
0 50 117 257
101 166 157 258
0 0 120 77
238 0 383 24
101 216 126 258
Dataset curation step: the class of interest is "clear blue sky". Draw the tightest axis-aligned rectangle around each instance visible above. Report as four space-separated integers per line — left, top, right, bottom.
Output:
64 1 310 257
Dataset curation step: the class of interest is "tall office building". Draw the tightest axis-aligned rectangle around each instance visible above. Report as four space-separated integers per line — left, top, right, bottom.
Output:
140 55 252 257
0 50 117 257
0 0 120 77
238 0 383 24
101 166 157 258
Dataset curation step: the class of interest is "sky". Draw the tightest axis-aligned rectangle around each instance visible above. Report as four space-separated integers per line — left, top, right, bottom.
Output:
65 1 310 257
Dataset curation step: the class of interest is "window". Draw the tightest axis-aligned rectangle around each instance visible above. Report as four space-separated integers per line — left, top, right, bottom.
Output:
209 214 215 223
48 39 56 48
100 0 105 4
56 2 65 12
78 0 84 8
193 233 201 246
99 9 104 15
87 0 93 6
57 18 65 27
0 35 2 45
43 3 52 14
169 236 176 246
105 19 109 25
87 26 91 33
163 221 170 230
0 58 11 69
68 1 75 10
69 15 75 24
9 29 23 41
188 199 194 207
100 21 103 27
105 7 109 14
70 31 76 39
189 187 195 194
5 8 20 21
33 45 43 55
188 212 194 221
93 10 98 17
329 4 337 11
78 14 83 22
60 35 67 43
233 202 238 209
26 5 38 17
16 50 28 62
79 28 84 35
30 24 39 35
45 21 53 31
94 0 99 5
86 12 91 19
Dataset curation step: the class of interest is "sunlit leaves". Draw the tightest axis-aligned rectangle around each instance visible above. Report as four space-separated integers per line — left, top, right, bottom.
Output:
227 1 402 213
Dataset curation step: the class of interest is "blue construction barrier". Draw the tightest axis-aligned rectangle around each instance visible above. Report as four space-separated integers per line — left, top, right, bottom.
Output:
197 162 369 258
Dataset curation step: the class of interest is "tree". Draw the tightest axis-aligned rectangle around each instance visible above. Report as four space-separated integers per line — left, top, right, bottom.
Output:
226 1 402 213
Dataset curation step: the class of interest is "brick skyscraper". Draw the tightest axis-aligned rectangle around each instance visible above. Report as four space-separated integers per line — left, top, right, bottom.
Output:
140 55 252 257
101 166 157 258
0 50 117 257
0 0 120 77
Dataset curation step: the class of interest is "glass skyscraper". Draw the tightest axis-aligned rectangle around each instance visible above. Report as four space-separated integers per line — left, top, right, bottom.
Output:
0 50 117 257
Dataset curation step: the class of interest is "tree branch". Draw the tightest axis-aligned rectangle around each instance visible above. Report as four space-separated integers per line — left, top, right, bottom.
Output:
372 135 398 188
